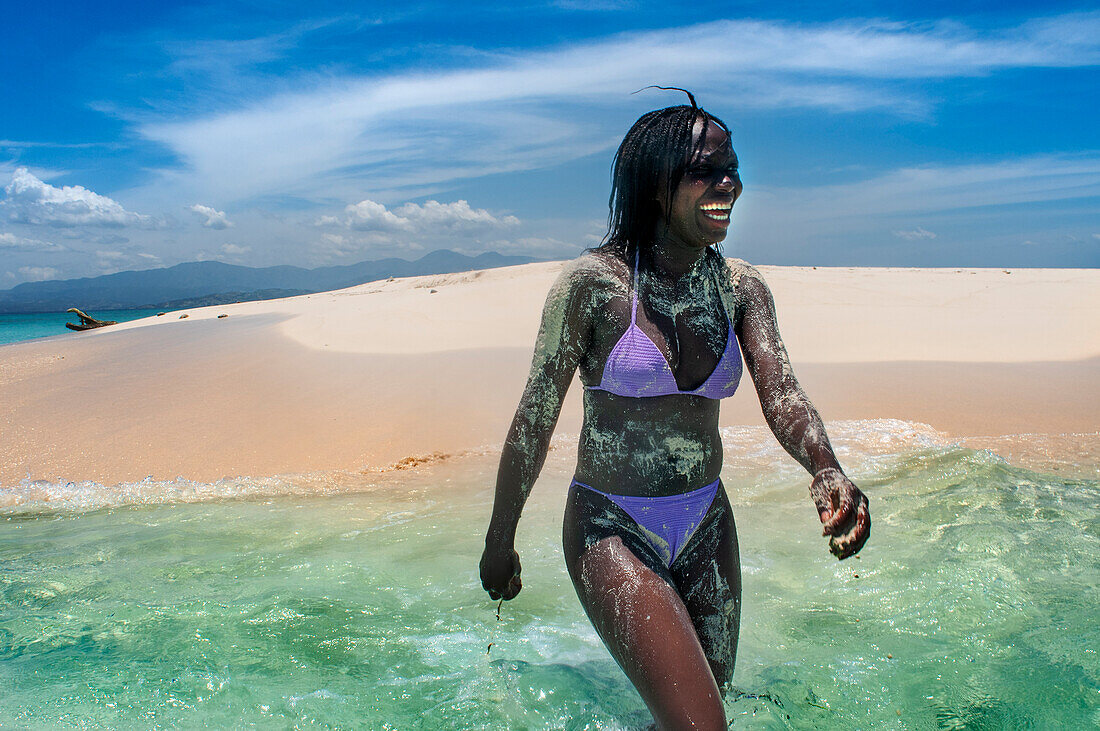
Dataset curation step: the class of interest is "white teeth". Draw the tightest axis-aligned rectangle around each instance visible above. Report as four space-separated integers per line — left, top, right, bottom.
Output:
702 211 729 221
699 202 732 211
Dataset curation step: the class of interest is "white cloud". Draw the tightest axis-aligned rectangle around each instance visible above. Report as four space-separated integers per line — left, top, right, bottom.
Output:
0 231 65 251
96 250 130 262
344 199 413 232
748 154 1100 222
334 198 519 233
138 13 1100 206
395 200 520 230
17 266 60 282
482 236 581 258
893 227 938 240
83 233 130 245
1 168 159 228
220 243 250 255
310 230 425 264
91 248 162 274
188 203 233 229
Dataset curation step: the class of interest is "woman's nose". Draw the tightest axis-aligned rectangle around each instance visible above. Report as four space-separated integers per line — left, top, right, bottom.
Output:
715 174 735 192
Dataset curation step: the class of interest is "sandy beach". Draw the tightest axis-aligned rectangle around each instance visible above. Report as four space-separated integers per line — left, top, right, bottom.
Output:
1 262 1097 487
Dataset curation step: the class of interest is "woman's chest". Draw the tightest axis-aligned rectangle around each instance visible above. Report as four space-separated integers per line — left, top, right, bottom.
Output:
582 290 731 392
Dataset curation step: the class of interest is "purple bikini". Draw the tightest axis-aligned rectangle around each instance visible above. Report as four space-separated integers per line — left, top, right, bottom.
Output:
586 250 743 400
571 250 742 567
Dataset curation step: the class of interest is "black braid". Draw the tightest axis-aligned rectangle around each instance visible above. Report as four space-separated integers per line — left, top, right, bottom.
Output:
598 90 730 262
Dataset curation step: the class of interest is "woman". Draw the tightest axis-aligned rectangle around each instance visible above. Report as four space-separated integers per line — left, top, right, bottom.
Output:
480 95 870 729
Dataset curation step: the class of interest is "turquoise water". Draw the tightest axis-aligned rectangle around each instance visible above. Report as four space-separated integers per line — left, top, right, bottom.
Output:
0 309 164 346
1 422 1097 728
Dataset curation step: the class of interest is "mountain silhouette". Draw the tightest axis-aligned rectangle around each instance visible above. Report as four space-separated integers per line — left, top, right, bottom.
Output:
0 250 541 313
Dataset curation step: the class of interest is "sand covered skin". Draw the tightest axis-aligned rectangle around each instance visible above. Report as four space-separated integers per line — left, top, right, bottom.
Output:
1 262 1098 488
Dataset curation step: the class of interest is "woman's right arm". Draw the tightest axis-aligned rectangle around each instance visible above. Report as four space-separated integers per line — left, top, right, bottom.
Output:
481 260 594 600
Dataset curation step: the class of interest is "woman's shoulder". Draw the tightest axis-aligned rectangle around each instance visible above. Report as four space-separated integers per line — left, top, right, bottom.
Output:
557 249 631 294
714 254 774 317
715 255 769 293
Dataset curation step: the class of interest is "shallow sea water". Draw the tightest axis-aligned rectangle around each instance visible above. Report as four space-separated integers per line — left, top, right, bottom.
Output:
1 421 1097 729
0 309 163 346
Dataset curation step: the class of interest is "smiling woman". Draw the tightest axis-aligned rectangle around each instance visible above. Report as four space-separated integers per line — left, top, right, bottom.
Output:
480 92 870 729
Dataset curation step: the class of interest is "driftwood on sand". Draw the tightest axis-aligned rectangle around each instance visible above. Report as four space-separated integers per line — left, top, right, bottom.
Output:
65 308 118 331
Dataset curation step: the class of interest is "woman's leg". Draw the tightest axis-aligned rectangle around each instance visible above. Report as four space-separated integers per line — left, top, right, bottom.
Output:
669 484 742 690
563 486 727 730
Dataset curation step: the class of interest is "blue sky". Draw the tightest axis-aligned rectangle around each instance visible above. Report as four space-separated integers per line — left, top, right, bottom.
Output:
2 1 1098 285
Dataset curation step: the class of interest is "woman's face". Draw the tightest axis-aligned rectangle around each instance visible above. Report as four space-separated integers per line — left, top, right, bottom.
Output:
660 118 742 251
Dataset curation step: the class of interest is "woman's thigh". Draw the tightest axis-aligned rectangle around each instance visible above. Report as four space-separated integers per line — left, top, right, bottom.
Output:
563 486 727 729
669 484 742 690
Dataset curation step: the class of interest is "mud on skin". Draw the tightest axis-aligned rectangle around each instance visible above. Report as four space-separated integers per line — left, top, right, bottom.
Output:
485 243 867 568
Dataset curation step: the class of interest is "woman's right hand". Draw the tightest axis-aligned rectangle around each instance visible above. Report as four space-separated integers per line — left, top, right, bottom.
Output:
480 544 522 600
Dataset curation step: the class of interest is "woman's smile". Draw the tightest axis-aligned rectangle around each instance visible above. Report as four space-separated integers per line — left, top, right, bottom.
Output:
700 201 732 222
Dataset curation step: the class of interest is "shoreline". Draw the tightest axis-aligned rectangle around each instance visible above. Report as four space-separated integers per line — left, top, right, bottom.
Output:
2 262 1097 487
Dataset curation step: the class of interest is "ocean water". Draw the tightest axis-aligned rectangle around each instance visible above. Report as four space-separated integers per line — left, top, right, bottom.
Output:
1 421 1097 729
0 309 164 346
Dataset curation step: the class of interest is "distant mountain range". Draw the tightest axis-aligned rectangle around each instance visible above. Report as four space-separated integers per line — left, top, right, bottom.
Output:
0 250 541 313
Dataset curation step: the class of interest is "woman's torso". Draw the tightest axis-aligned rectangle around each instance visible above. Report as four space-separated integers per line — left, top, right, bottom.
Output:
573 248 741 497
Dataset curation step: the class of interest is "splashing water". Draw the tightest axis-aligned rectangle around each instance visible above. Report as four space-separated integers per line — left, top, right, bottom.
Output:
1 421 1097 728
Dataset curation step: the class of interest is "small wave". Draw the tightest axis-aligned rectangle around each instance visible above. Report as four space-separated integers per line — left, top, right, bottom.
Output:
718 418 961 483
5 419 1089 517
0 472 384 517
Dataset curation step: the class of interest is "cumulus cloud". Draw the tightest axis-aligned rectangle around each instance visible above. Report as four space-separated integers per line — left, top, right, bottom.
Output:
334 198 519 233
344 200 414 232
188 203 233 229
1 167 159 228
0 231 65 251
893 227 938 240
397 200 520 229
17 265 60 282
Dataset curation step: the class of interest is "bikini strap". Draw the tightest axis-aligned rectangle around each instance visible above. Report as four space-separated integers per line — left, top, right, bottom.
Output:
630 248 640 325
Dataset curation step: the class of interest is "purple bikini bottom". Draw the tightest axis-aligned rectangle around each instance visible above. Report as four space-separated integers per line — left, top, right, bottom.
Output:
569 478 721 568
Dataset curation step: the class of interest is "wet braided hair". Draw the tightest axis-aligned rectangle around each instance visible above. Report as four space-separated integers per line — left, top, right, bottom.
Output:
600 87 731 260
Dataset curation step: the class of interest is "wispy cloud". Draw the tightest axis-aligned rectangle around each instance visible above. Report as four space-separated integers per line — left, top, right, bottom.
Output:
0 231 65 252
0 140 118 150
136 13 1100 207
17 265 60 282
749 153 1100 222
2 168 160 229
893 227 937 240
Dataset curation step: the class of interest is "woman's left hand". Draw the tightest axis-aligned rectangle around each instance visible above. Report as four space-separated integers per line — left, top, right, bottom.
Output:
810 468 870 560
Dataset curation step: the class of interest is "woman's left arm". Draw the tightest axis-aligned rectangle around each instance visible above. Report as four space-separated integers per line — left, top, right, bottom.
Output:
732 265 870 559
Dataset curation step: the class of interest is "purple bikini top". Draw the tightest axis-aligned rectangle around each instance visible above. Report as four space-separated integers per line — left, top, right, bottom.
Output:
587 250 742 400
